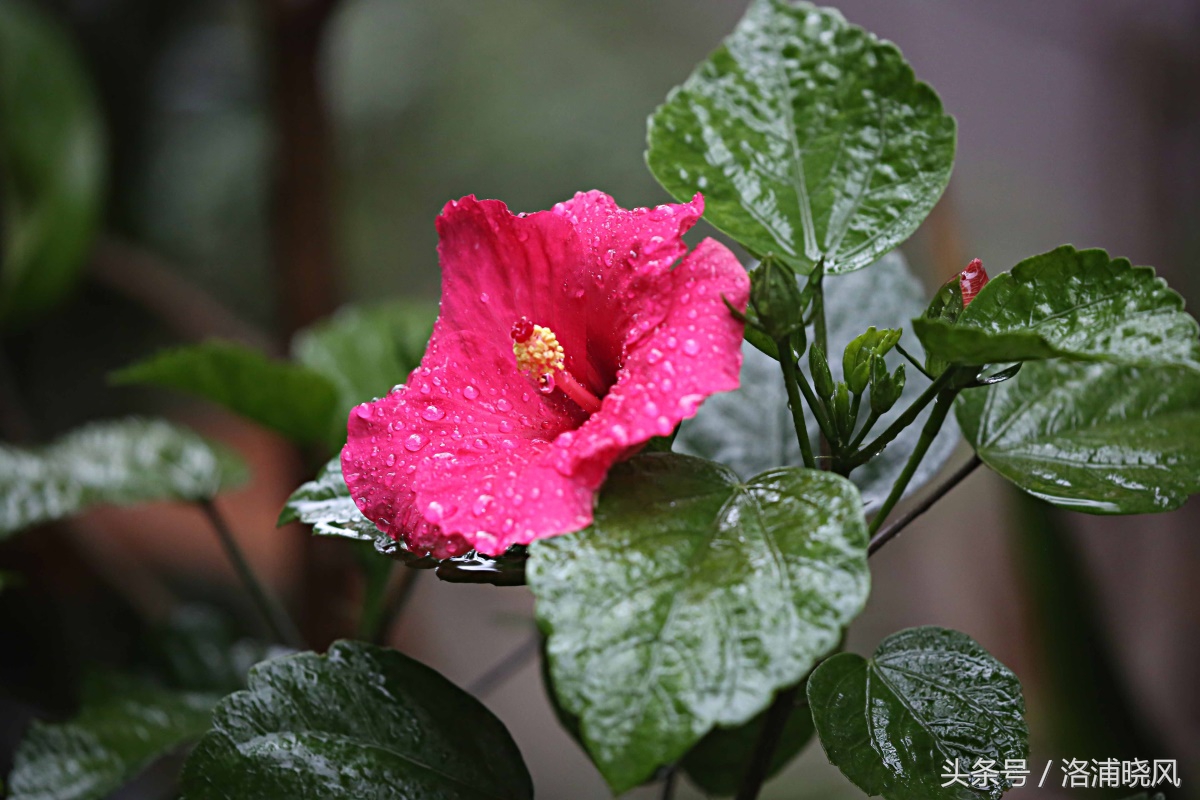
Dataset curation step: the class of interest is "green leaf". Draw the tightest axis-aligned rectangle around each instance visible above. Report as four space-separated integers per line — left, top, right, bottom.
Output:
292 301 436 416
680 689 814 796
677 251 959 511
808 626 1028 800
179 640 534 800
913 246 1200 370
0 0 105 327
278 456 382 541
957 359 1200 514
147 605 291 695
0 417 246 539
528 453 869 792
112 341 340 446
7 674 218 800
646 0 955 275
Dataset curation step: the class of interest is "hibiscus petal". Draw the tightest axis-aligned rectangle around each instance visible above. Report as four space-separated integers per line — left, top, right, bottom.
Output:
559 191 706 386
342 327 581 558
435 196 595 386
557 238 750 481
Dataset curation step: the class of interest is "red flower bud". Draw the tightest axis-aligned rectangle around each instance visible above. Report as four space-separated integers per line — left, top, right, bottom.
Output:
959 258 988 306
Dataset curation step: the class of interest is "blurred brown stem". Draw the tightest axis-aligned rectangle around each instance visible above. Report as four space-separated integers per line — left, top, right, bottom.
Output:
89 236 278 354
261 0 351 649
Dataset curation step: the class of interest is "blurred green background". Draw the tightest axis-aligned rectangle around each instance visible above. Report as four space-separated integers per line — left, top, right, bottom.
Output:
1 0 1198 797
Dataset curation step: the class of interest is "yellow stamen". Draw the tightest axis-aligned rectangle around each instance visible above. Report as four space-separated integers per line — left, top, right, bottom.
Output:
511 320 603 414
512 324 565 380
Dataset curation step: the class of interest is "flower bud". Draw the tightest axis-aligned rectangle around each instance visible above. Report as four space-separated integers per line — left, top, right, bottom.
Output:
923 258 989 375
749 259 806 342
809 344 835 399
843 327 901 395
833 381 853 442
870 361 906 416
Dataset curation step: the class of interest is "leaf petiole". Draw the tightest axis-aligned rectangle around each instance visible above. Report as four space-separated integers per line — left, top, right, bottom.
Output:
866 388 959 536
846 369 957 469
777 336 818 469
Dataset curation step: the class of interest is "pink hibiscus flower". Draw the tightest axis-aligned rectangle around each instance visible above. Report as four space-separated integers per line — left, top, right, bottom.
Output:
341 191 749 558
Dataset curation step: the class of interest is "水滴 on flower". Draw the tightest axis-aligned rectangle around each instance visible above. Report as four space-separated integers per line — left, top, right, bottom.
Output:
342 192 749 557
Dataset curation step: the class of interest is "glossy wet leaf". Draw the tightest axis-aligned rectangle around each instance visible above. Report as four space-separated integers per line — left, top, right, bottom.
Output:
0 417 246 539
957 359 1200 514
8 674 218 800
112 341 340 446
913 246 1200 369
0 0 105 327
180 640 533 800
681 689 814 796
647 0 955 275
528 453 869 793
808 626 1028 800
292 301 435 430
278 457 382 541
678 251 959 511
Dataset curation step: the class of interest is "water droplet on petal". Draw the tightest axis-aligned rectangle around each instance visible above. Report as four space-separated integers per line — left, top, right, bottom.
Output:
463 385 479 400
421 405 445 421
404 434 427 452
683 339 700 356
480 292 490 303
385 453 396 466
496 398 512 412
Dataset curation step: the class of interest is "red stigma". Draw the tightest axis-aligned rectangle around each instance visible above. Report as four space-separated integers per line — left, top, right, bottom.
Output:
511 317 534 342
960 259 989 306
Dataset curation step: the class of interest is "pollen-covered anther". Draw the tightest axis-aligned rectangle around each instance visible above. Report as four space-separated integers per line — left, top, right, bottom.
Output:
512 319 565 379
510 317 601 414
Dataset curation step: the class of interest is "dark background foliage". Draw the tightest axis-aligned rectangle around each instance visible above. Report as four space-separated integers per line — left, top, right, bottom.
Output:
1 1 1198 797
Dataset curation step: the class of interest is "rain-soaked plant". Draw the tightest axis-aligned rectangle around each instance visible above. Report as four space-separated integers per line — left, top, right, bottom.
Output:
2 1 1193 799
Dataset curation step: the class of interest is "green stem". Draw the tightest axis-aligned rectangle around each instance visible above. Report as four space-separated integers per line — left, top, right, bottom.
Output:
811 264 827 357
199 500 304 649
847 410 880 451
778 338 818 470
371 567 420 643
866 389 957 536
660 766 678 800
792 366 839 449
735 684 802 800
895 342 935 380
358 561 394 643
847 370 956 469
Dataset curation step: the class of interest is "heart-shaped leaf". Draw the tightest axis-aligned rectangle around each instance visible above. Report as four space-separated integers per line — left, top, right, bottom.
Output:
956 359 1200 514
913 246 1200 370
808 626 1028 800
677 251 959 511
528 453 869 793
180 641 533 800
291 301 436 448
0 0 105 327
8 675 219 800
647 0 955 275
112 341 340 447
0 418 246 539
